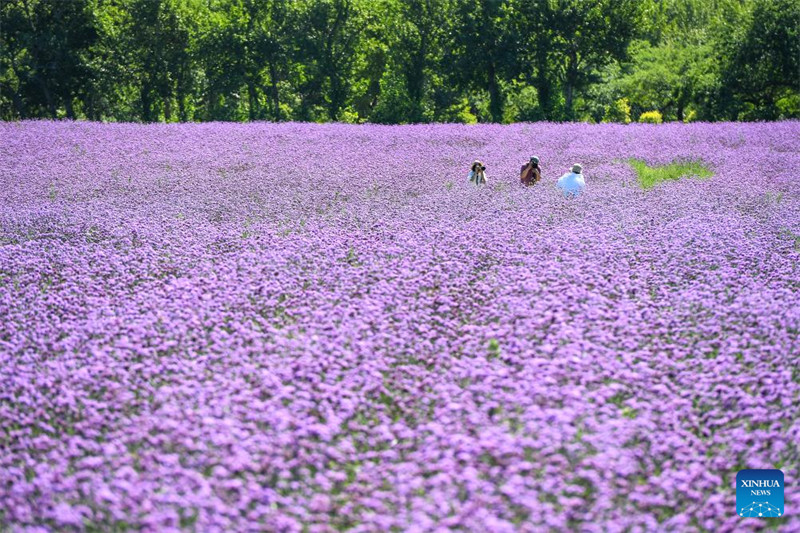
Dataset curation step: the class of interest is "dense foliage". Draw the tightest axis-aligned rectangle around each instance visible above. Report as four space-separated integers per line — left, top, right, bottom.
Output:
1 120 798 530
1 0 798 123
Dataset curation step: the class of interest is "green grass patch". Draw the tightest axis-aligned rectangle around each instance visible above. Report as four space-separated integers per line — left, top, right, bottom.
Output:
628 158 713 189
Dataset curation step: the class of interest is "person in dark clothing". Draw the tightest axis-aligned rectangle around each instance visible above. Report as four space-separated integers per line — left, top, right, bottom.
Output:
520 156 542 186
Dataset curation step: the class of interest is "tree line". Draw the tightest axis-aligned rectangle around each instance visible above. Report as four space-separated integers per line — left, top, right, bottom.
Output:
1 0 798 124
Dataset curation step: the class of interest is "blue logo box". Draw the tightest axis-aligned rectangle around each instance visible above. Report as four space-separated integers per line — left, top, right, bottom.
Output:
737 469 784 518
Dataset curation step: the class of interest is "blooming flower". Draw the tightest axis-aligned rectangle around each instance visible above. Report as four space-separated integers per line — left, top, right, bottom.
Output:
0 121 798 531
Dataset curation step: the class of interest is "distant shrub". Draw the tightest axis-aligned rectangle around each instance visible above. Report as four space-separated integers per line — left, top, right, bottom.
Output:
370 72 417 124
457 107 478 125
507 85 543 122
339 108 361 124
440 98 477 124
776 93 800 119
638 110 663 124
684 109 698 123
603 98 631 124
469 94 492 123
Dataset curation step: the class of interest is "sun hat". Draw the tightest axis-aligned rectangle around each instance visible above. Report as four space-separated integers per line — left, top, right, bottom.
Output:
530 156 539 164
571 163 582 174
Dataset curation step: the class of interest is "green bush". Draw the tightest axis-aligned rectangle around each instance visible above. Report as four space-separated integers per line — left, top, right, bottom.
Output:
436 97 477 124
338 108 361 124
458 108 479 125
469 93 492 123
369 71 415 124
776 93 800 119
638 110 663 124
506 84 543 122
603 98 632 124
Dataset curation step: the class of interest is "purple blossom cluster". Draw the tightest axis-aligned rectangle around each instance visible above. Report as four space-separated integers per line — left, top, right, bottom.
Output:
1 121 798 532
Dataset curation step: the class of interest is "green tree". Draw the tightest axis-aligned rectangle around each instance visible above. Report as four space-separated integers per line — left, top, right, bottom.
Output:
638 0 737 44
199 0 253 121
393 0 449 122
508 0 558 119
295 0 368 121
611 40 718 121
259 0 294 120
114 0 198 122
0 0 97 119
547 0 642 120
1 0 30 119
510 0 642 121
446 0 515 122
721 0 800 119
1 0 798 123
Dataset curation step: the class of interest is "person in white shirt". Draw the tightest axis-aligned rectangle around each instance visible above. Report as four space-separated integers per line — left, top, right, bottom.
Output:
468 160 488 186
557 163 586 197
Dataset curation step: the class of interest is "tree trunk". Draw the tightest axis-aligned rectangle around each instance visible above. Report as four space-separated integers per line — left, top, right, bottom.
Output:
676 89 688 122
565 82 574 120
564 52 579 121
488 62 502 123
269 62 280 120
65 94 75 119
84 91 94 121
141 81 153 122
37 77 57 118
176 69 188 122
406 29 427 122
407 61 424 122
205 88 216 121
535 73 552 120
178 96 187 122
177 85 187 122
5 55 26 119
329 72 343 120
534 27 553 120
12 91 25 119
247 78 257 120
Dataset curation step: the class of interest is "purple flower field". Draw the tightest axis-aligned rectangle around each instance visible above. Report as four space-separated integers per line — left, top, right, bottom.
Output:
1 121 798 532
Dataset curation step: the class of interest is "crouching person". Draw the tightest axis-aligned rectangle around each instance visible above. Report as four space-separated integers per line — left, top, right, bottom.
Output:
557 163 586 197
468 160 488 186
520 156 542 186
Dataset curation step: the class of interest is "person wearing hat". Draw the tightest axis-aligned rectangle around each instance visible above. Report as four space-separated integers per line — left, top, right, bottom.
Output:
557 163 586 197
520 156 542 186
468 160 488 186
